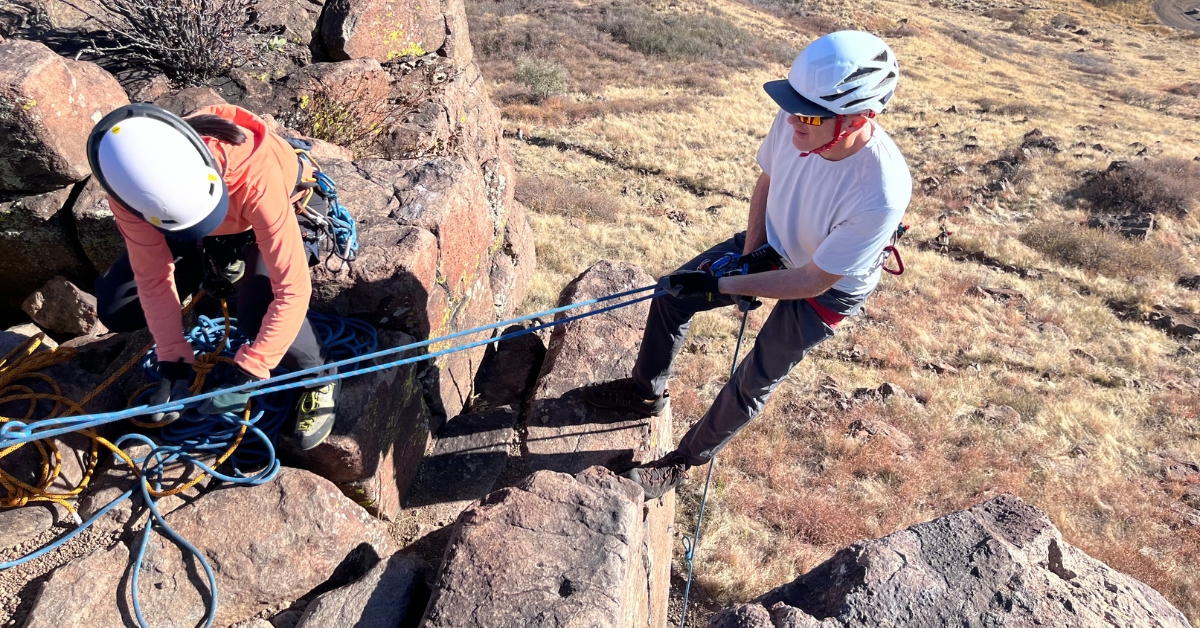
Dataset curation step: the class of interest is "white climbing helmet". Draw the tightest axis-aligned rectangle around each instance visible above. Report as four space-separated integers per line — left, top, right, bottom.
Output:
764 30 899 117
87 104 229 241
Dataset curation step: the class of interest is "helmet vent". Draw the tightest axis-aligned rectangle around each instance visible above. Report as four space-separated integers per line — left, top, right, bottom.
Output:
821 84 862 101
873 50 889 62
844 96 878 109
209 182 216 196
837 67 877 86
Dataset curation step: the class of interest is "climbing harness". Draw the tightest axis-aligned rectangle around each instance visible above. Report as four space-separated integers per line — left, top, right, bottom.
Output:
0 284 665 628
288 138 359 272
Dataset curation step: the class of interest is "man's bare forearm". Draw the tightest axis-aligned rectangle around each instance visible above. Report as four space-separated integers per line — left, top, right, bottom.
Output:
717 264 841 301
743 172 770 254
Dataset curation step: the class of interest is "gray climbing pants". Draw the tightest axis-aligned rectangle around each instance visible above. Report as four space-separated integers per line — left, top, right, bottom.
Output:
631 232 868 467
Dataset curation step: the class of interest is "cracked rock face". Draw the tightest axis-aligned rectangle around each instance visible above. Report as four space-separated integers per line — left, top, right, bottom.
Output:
708 494 1194 628
420 467 656 628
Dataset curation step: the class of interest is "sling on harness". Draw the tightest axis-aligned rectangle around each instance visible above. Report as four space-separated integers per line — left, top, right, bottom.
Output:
286 138 359 271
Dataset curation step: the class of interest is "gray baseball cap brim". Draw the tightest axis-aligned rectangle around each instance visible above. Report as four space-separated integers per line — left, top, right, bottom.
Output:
763 80 838 117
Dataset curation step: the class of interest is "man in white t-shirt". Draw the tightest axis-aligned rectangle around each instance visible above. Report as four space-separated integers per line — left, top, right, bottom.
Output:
586 31 913 498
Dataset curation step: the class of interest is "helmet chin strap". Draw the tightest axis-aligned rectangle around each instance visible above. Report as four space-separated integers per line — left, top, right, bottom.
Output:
799 111 877 158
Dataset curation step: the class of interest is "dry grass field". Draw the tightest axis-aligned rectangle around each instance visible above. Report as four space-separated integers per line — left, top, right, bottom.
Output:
465 0 1200 619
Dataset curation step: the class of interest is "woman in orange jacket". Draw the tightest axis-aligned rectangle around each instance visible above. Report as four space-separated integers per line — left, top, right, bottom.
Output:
88 103 337 451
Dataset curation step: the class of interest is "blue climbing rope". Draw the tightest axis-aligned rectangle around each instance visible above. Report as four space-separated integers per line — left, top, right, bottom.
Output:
0 285 664 628
679 301 752 628
0 285 662 449
314 170 359 269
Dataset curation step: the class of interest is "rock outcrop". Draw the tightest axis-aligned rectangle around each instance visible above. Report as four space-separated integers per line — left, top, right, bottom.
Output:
24 467 394 628
0 186 95 312
294 553 427 628
526 260 668 476
413 261 675 628
422 467 663 628
21 276 104 337
0 38 128 192
321 0 446 63
291 331 433 520
708 494 1194 628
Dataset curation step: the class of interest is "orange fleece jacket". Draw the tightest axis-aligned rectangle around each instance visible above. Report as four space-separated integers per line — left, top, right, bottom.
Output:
110 104 311 380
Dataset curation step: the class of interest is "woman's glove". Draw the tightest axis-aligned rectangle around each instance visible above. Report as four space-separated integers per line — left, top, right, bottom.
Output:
148 361 194 424
197 365 260 416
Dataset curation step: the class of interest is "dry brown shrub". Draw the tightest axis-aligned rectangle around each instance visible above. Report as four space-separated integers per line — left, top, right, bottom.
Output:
1110 87 1184 112
975 98 1049 117
1019 223 1184 280
884 25 922 38
502 95 692 125
1166 83 1200 97
794 15 845 35
61 0 258 85
984 7 1024 21
515 174 622 221
1076 159 1200 217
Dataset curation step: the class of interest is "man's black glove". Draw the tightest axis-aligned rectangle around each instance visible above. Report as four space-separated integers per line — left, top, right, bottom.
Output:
659 271 721 301
148 361 194 424
197 365 260 416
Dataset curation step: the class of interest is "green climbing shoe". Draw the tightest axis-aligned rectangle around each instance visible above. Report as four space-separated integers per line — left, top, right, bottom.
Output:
294 380 339 450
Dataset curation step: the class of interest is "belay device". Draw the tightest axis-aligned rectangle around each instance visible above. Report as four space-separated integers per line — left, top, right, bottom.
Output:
700 244 785 278
287 138 359 271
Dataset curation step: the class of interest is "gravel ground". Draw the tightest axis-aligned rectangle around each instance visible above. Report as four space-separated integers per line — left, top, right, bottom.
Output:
668 567 722 628
0 523 121 628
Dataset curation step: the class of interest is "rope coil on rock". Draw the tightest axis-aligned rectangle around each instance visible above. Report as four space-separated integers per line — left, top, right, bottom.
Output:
0 284 663 628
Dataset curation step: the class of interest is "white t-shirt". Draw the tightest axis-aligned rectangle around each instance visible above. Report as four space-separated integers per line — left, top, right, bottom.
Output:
755 110 912 296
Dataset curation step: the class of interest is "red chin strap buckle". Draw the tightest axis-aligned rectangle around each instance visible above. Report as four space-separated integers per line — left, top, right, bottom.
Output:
799 111 876 158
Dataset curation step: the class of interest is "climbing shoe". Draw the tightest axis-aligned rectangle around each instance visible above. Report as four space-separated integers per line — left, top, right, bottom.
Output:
626 453 690 499
582 378 668 417
294 380 339 450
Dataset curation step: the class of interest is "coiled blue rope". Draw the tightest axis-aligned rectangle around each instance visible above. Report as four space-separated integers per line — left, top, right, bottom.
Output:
315 171 359 268
1 286 664 628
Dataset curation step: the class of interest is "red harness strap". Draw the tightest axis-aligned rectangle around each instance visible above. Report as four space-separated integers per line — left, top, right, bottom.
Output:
805 298 846 328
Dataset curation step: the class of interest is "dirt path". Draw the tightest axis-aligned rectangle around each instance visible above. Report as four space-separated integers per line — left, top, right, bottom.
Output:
1153 0 1200 31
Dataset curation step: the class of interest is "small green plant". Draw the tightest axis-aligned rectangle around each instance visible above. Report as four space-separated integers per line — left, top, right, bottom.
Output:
514 57 569 102
266 34 288 52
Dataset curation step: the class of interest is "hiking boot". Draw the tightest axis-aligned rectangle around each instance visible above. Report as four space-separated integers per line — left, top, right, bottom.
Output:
582 378 667 417
294 381 338 450
626 453 690 499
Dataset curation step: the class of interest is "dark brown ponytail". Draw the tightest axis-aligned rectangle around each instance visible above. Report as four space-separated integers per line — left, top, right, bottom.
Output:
184 113 247 145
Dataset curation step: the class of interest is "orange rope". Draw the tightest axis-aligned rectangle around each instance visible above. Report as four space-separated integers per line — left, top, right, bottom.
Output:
0 294 242 518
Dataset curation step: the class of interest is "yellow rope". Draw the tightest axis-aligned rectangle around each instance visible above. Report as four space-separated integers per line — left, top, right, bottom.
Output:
0 295 243 519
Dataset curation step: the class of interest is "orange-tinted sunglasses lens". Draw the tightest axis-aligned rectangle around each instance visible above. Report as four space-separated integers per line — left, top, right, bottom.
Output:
795 115 823 126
